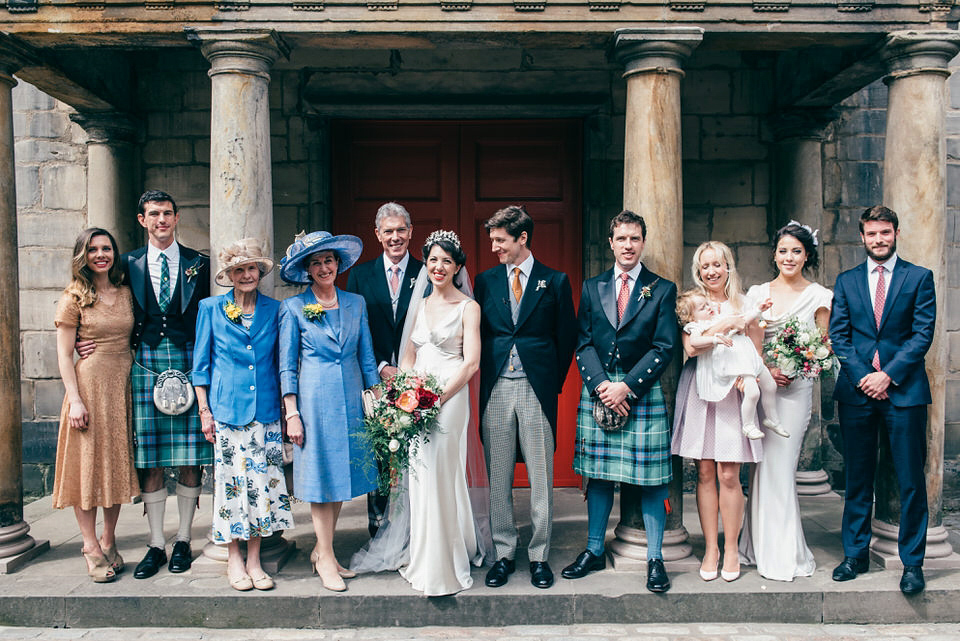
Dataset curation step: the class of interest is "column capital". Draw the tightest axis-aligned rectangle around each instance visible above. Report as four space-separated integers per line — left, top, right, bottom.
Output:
611 27 703 78
0 33 39 87
185 29 291 79
70 112 140 145
880 30 960 80
769 107 838 141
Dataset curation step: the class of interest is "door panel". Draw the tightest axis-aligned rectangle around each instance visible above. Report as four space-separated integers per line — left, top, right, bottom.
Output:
333 119 582 487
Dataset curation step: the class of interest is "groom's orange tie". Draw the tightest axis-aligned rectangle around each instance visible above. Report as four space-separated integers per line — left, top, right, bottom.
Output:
872 264 885 371
512 267 523 303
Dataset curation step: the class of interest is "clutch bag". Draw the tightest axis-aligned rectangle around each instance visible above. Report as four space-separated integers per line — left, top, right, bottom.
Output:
361 388 377 418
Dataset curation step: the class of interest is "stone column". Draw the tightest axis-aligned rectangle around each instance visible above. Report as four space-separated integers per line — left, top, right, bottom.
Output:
70 113 139 253
608 27 702 570
0 50 48 573
188 29 288 296
771 109 836 498
871 30 960 569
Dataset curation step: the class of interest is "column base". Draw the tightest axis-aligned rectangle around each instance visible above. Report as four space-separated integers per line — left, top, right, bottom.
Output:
795 469 838 497
0 521 48 574
608 524 699 571
198 531 296 575
869 519 960 570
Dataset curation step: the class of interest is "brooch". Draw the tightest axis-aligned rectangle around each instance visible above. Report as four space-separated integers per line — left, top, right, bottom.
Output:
303 303 326 322
535 280 547 292
410 277 417 289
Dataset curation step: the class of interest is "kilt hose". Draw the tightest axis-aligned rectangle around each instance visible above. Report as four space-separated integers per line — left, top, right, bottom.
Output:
574 367 671 487
482 376 554 563
133 338 212 469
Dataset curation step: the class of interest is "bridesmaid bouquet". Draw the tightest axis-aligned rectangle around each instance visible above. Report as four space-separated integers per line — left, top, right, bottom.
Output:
363 370 444 495
763 317 838 380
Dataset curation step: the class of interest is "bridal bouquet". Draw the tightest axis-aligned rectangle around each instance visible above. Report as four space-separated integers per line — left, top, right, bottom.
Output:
763 316 838 380
363 370 443 495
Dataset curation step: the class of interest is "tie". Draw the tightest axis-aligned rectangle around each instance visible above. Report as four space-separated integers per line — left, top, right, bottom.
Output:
158 253 171 312
512 267 523 303
390 265 400 297
617 273 630 324
872 265 885 371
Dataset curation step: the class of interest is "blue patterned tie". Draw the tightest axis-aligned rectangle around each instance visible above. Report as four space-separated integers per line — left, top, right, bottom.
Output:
158 253 171 312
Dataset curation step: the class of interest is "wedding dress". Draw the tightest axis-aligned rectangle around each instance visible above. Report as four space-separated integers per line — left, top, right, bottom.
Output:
739 281 833 581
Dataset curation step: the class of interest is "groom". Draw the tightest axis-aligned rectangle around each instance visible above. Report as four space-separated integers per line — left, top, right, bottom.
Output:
474 205 577 589
829 205 936 595
346 202 422 537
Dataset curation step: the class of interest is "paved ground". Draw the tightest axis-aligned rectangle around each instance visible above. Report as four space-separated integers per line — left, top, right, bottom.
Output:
1 623 960 640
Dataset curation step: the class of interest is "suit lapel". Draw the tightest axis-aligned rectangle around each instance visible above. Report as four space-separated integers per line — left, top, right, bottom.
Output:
129 249 149 311
180 245 201 314
305 290 339 344
598 269 617 329
489 265 515 328
395 257 421 324
225 291 250 336
879 261 909 332
618 268 655 330
372 255 397 327
336 290 352 347
515 260 546 329
851 262 874 333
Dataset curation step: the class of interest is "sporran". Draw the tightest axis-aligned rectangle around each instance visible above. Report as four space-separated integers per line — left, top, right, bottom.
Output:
153 369 195 416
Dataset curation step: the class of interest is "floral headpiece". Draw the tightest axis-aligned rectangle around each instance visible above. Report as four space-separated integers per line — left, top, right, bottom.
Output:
425 230 462 252
787 220 819 247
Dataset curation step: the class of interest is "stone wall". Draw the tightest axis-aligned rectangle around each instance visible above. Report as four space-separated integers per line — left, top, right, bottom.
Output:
14 80 88 499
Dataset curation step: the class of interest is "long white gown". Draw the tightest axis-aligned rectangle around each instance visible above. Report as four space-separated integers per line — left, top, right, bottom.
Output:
398 299 484 596
739 281 833 581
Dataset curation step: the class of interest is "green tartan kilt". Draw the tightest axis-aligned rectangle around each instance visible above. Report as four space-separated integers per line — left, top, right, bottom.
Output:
133 338 212 469
573 367 672 486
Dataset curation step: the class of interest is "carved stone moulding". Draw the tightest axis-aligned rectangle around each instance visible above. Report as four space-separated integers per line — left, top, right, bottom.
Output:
589 0 621 11
440 0 472 10
669 0 704 10
76 1 105 8
514 0 545 10
836 0 874 11
5 0 37 13
919 0 953 11
145 0 174 8
215 0 250 8
753 0 790 10
367 0 398 9
293 0 324 8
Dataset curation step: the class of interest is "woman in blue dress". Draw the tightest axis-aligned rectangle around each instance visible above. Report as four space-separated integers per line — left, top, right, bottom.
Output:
279 231 378 592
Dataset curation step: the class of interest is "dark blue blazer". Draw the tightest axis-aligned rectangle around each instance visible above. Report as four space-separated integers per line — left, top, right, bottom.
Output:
829 258 935 408
192 292 282 426
576 266 678 398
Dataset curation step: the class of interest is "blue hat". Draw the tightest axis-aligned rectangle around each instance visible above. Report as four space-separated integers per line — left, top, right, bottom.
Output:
279 231 363 285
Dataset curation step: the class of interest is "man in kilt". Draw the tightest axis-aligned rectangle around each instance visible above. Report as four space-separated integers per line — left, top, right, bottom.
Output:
561 210 678 593
124 190 211 578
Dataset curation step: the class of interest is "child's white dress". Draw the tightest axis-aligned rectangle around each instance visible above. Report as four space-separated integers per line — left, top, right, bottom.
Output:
685 318 765 403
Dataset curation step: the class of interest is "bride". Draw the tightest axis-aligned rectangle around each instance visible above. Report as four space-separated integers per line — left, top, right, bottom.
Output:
351 230 488 596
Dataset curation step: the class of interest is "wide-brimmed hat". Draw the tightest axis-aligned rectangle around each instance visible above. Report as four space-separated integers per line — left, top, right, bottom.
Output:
215 238 275 287
280 230 363 285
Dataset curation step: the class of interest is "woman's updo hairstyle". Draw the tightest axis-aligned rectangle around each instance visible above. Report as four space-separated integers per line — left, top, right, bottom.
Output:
773 221 820 272
423 230 467 288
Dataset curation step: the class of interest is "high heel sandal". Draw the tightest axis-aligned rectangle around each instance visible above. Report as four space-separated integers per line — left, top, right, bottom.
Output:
311 557 346 592
311 549 355 579
101 543 124 574
82 551 116 583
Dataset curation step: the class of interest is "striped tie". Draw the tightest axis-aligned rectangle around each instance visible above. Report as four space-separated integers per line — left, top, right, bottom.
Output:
872 265 885 371
158 253 171 312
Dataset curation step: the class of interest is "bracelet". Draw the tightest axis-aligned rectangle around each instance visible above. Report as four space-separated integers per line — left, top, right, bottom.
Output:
285 410 300 420
198 406 212 416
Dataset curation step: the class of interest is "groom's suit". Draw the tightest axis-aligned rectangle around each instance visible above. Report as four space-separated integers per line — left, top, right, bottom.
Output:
474 258 577 563
829 255 936 567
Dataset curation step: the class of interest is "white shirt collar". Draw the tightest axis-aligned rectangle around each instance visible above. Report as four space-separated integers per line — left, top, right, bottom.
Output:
867 252 898 274
383 251 410 276
147 241 180 264
615 262 644 282
508 252 535 278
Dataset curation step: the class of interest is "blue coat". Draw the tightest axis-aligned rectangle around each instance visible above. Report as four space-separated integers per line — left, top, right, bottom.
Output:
829 258 935 408
192 292 282 426
279 288 379 503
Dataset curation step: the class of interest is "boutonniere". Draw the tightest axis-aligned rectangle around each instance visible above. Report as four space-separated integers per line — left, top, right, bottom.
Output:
409 277 416 290
535 279 547 292
224 301 243 324
185 264 200 282
303 303 326 322
639 278 660 300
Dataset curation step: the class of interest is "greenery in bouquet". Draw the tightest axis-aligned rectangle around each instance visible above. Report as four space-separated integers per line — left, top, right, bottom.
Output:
763 316 838 380
363 370 444 496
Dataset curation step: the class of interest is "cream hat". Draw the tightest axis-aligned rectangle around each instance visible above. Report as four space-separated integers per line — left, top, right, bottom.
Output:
215 238 275 287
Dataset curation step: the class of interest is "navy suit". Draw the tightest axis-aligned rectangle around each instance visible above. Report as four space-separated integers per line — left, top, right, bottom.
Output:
829 256 935 566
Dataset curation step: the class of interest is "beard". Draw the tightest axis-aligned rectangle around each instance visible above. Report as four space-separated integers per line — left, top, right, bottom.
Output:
865 237 897 262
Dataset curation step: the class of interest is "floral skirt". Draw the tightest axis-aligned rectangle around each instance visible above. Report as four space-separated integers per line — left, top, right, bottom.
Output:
212 419 294 543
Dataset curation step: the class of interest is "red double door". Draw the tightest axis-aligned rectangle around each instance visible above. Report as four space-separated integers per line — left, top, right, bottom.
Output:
332 120 583 487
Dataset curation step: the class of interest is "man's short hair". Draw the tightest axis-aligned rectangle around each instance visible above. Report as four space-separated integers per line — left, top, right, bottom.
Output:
860 205 899 234
375 202 412 229
484 205 534 247
608 210 646 240
138 190 178 216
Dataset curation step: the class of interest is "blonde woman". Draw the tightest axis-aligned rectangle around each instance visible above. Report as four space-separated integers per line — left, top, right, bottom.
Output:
53 228 139 582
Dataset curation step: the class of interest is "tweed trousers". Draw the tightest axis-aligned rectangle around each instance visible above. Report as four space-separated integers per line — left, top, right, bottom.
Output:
482 376 554 563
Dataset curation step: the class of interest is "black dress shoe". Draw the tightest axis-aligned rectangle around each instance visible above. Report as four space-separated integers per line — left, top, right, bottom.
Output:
832 556 869 582
646 558 670 593
168 540 193 573
133 546 167 579
530 562 554 589
900 566 925 595
484 558 515 588
561 550 606 579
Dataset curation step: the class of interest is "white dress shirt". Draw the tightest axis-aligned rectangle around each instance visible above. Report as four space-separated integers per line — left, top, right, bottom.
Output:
505 252 535 299
614 262 644 301
867 252 898 309
384 251 411 315
147 242 180 303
